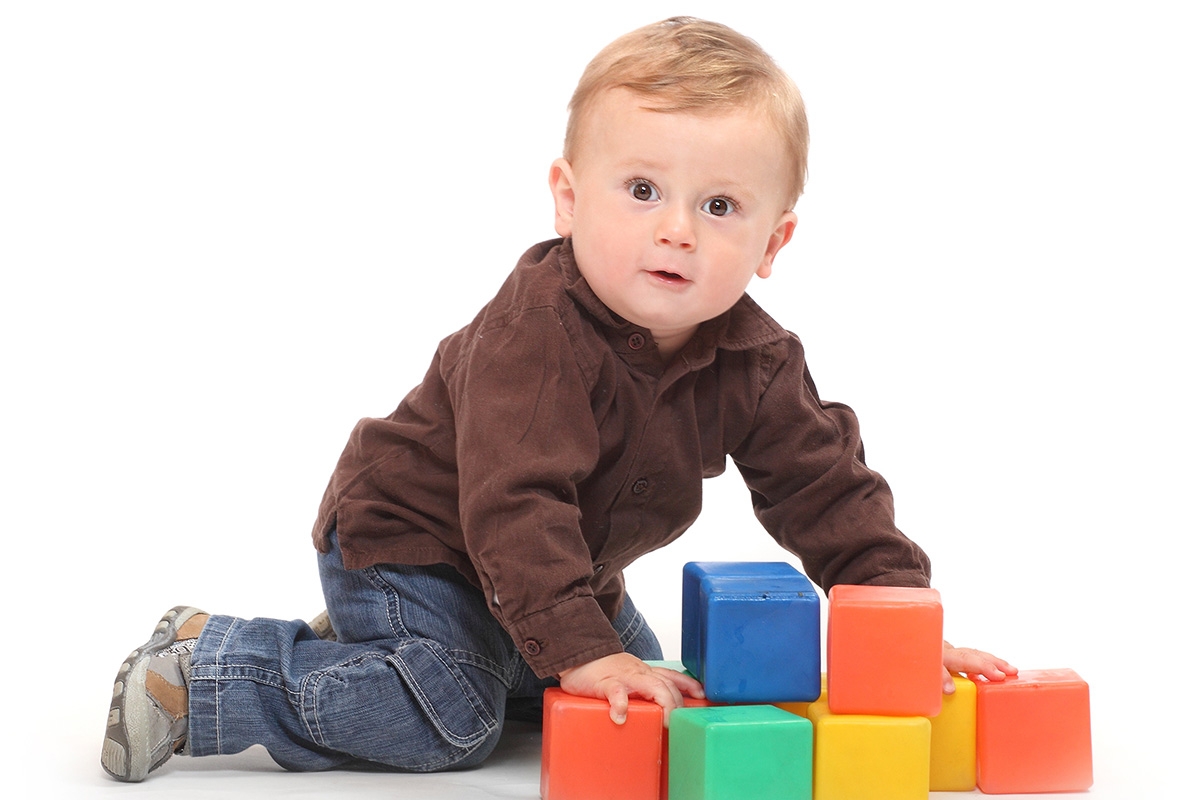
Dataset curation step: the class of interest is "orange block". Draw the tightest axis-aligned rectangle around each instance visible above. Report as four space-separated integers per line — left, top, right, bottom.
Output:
827 585 943 717
540 687 663 800
974 669 1092 794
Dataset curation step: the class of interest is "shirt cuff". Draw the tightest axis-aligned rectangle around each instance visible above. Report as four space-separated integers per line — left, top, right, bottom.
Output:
507 594 624 678
858 570 931 588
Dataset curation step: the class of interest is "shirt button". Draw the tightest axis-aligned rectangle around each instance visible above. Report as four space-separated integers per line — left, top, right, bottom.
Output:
632 478 649 495
523 639 541 656
627 333 646 350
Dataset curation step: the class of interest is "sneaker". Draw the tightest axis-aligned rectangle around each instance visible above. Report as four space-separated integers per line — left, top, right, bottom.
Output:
101 606 208 782
309 609 337 642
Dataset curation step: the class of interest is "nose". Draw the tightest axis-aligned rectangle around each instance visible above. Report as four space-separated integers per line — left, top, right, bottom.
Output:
655 204 695 250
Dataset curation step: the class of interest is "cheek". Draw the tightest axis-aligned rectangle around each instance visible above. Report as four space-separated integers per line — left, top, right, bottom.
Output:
583 216 636 260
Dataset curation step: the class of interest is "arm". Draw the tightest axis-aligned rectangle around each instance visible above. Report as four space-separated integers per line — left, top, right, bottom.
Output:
731 336 931 589
449 306 624 678
731 340 1015 689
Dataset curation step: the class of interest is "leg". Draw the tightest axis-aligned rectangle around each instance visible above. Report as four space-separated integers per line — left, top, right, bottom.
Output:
186 534 520 772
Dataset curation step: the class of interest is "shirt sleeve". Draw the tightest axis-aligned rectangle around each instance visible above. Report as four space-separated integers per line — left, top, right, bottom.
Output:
444 306 624 678
730 336 932 592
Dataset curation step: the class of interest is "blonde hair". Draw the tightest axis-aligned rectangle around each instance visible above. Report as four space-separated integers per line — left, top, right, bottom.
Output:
564 17 809 207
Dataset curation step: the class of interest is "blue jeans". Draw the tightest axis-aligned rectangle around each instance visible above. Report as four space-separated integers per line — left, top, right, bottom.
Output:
186 533 663 771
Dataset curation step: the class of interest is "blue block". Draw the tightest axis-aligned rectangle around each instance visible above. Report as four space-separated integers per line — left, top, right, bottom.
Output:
682 562 801 675
681 561 821 704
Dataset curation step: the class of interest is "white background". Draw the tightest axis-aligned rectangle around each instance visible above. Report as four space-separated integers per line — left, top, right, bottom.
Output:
2 1 1195 797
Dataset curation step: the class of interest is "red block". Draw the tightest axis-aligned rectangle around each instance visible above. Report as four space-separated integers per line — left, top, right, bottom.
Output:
975 669 1093 794
826 585 943 717
541 687 663 800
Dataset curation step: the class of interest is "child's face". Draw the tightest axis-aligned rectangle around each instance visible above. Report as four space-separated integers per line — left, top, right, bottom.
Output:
550 89 797 358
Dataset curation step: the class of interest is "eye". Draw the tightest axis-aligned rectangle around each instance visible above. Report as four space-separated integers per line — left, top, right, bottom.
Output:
626 179 660 202
702 197 737 217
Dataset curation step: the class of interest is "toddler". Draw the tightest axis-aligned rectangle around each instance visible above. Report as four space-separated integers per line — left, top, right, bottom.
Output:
102 16 1015 782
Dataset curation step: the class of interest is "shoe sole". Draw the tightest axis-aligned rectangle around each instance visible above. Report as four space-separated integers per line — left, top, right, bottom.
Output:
101 606 206 782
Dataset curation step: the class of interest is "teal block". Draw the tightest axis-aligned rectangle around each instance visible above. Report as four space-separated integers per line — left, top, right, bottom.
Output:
668 705 813 800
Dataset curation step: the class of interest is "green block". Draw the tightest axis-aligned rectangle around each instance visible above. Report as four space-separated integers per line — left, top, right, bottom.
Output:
668 705 813 800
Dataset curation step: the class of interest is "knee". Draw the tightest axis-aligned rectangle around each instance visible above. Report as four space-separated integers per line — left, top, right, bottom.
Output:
428 724 504 772
302 646 505 772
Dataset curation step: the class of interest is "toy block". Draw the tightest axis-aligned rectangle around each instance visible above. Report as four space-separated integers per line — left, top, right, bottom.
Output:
974 668 1092 794
806 698 930 800
775 674 827 720
669 704 813 800
661 697 719 800
826 584 943 716
928 675 976 791
645 659 718 798
648 662 720 800
682 562 801 674
540 687 662 800
681 562 821 703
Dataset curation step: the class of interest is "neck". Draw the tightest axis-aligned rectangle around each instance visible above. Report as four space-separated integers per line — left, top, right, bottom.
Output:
653 325 698 364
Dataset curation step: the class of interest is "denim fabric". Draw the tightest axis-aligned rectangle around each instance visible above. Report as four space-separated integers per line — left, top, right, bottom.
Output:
187 533 663 772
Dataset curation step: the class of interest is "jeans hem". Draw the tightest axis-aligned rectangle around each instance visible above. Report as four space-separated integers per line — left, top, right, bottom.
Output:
186 613 237 757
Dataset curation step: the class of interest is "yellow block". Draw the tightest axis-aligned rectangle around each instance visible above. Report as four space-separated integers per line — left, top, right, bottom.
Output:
929 676 977 791
806 698 931 800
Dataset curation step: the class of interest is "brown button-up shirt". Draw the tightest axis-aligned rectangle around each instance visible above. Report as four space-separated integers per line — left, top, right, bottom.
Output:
312 239 930 677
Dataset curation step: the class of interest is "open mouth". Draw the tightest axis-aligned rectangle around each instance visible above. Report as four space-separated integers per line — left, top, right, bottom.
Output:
652 270 687 283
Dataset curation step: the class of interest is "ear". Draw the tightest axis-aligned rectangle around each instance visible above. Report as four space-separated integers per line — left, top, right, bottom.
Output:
755 210 798 279
549 158 577 239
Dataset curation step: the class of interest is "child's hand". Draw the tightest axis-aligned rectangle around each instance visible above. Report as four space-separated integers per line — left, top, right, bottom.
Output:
942 640 1017 693
558 652 705 726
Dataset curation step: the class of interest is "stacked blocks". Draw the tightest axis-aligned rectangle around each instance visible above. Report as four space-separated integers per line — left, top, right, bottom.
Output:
806 697 931 800
974 668 1093 793
681 562 821 704
826 584 944 717
669 704 813 800
540 687 663 800
540 562 1093 798
805 585 942 800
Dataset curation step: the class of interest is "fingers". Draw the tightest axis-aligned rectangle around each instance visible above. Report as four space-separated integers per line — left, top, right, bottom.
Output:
603 683 630 725
942 666 957 694
943 645 1019 683
654 667 706 700
599 673 683 725
625 671 686 726
558 654 707 728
